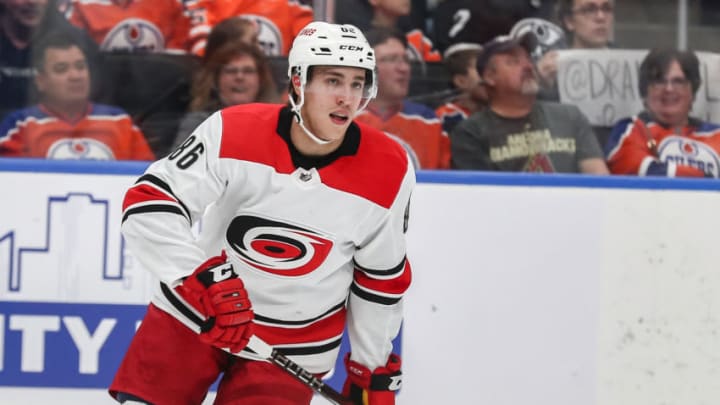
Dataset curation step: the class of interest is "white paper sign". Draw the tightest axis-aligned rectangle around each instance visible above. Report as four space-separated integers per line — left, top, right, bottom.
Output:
557 49 720 127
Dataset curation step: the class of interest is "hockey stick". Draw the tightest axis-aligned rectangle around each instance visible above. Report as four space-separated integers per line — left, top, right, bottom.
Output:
241 335 354 405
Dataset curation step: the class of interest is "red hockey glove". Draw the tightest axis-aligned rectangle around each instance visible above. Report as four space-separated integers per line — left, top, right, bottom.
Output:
343 353 402 405
176 252 254 353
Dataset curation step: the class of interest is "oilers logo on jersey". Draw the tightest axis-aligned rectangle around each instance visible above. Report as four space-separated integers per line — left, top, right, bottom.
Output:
101 18 165 52
243 14 283 57
226 215 334 277
658 136 720 177
46 138 115 160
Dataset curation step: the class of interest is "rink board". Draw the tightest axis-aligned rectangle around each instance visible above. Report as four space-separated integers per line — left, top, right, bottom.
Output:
2 159 720 405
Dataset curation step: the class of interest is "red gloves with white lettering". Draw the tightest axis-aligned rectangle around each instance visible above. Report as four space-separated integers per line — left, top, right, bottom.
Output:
176 252 254 353
343 353 402 405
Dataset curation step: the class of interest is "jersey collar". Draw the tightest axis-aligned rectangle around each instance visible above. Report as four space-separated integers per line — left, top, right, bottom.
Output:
276 105 361 169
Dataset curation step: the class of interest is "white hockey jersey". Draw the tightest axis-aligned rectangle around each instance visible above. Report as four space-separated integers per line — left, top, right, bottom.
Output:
121 103 414 372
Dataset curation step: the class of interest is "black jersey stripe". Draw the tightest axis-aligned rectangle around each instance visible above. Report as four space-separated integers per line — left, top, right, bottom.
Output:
351 283 401 305
254 301 346 326
136 174 192 220
122 204 186 224
354 257 406 277
273 337 343 356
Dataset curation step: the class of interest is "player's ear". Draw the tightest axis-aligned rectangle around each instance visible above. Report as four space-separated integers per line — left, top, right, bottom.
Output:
291 73 302 94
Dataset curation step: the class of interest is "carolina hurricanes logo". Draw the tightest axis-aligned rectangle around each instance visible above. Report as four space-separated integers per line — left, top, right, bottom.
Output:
226 215 333 276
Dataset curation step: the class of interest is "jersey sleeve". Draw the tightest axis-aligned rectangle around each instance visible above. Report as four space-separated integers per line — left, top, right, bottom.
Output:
605 117 704 177
0 112 24 157
166 0 192 53
186 0 211 55
120 111 228 285
347 162 415 370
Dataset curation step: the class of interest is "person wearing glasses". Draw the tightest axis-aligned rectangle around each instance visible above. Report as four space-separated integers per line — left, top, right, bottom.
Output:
354 26 450 169
605 49 720 178
536 0 614 95
171 40 280 150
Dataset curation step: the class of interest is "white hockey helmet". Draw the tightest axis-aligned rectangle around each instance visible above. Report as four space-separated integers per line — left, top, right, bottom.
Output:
287 21 377 144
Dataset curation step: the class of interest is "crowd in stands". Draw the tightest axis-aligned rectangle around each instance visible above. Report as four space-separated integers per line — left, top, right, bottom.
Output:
1 0 720 179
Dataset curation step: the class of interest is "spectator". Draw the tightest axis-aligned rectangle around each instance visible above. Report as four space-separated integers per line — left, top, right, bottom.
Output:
432 0 555 56
355 26 450 169
203 16 260 59
172 41 280 150
450 32 608 174
435 43 487 134
334 0 440 61
67 0 190 53
536 0 614 93
0 0 100 116
185 0 313 56
0 33 154 160
606 49 720 178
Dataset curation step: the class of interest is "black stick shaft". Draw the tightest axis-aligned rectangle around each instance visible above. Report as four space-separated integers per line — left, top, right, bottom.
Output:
270 350 353 405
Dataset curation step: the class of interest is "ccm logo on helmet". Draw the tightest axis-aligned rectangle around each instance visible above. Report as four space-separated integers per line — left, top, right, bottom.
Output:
339 45 363 51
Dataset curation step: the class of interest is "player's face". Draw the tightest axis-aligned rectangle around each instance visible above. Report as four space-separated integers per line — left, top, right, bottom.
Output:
35 46 90 107
217 54 261 106
374 38 411 103
645 60 694 127
300 66 367 143
485 46 539 97
564 0 613 49
1 0 48 28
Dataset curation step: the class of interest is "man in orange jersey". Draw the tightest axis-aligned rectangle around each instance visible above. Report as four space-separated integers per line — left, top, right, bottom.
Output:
68 0 190 53
185 0 313 56
0 33 154 160
355 26 450 169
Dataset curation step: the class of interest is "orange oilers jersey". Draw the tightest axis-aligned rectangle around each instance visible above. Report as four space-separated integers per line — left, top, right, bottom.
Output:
0 104 154 161
406 29 441 62
356 101 450 169
68 0 190 53
606 113 720 178
185 0 313 56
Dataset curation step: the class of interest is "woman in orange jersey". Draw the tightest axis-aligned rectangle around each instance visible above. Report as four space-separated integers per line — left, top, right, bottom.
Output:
605 49 720 178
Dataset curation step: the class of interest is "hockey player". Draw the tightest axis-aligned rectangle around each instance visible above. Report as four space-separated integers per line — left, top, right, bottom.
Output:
109 21 413 405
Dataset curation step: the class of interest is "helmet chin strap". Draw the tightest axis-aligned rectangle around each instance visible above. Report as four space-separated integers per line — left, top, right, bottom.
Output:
289 81 332 146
